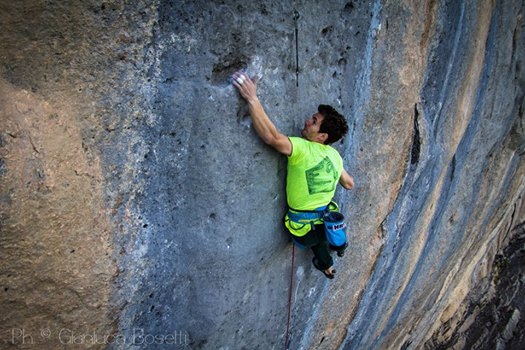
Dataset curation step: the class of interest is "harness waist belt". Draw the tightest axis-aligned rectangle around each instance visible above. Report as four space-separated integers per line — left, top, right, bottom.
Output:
287 205 328 223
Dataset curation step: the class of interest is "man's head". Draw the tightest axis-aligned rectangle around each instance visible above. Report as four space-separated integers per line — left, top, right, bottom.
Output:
301 105 348 144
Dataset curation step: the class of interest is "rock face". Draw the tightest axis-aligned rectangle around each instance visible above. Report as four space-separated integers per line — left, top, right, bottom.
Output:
1 0 524 349
426 223 525 349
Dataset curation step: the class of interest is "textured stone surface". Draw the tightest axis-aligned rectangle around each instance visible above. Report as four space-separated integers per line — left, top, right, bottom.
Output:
426 224 525 349
1 0 524 349
0 0 154 348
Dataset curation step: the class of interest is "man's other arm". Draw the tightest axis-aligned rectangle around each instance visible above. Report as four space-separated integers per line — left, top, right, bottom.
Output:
233 72 292 156
339 169 354 190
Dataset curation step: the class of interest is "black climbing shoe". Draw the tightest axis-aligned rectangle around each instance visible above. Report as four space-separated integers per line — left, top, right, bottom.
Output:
312 258 335 279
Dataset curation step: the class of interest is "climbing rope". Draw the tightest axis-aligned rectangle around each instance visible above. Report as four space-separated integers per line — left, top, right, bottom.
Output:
284 243 295 349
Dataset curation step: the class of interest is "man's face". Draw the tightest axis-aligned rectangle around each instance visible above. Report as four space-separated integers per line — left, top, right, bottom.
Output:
301 112 326 142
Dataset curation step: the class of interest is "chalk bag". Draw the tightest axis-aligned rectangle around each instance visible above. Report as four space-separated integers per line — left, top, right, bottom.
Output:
323 211 347 247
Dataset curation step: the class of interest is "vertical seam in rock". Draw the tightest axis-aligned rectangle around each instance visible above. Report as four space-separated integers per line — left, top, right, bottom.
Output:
293 8 300 87
449 154 456 182
411 103 421 165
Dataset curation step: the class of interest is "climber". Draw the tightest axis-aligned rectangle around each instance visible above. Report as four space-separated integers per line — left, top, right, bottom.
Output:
232 71 354 279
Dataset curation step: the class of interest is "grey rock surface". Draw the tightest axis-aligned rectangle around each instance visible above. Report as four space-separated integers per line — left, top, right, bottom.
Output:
1 0 524 349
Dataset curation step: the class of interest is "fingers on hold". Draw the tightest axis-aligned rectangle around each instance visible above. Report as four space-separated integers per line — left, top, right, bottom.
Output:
231 76 240 87
232 71 253 88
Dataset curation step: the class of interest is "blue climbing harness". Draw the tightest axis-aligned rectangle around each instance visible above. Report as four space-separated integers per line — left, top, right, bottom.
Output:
286 202 347 248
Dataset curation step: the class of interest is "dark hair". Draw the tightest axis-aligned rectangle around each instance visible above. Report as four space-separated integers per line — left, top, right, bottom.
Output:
318 104 348 144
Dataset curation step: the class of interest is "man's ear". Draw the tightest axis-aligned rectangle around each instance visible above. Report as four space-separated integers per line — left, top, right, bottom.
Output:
317 133 329 144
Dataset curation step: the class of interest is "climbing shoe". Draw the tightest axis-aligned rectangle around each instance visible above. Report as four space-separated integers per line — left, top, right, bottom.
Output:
312 258 335 279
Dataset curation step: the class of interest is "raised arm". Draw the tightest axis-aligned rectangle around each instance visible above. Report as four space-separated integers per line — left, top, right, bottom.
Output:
339 169 354 190
233 71 292 156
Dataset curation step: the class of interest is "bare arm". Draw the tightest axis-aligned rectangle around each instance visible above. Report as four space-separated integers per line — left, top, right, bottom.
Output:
233 72 292 156
339 169 354 190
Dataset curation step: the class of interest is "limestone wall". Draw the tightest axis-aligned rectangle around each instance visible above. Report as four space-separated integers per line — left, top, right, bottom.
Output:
1 0 524 349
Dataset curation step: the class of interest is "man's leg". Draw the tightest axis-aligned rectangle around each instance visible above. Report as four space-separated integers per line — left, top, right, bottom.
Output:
310 224 334 270
311 241 334 270
286 223 334 276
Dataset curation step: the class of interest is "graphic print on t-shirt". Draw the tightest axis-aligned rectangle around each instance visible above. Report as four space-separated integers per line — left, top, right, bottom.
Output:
305 156 337 194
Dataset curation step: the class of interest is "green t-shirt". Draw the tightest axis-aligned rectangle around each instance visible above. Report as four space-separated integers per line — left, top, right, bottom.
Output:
286 136 343 210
